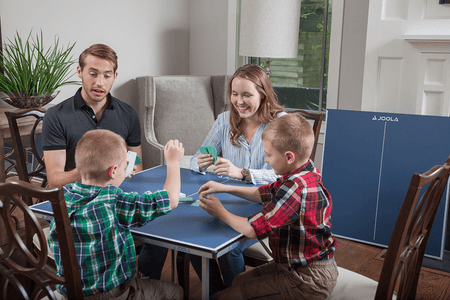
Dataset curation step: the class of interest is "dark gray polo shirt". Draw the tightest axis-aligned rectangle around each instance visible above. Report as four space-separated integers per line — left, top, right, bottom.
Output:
42 88 141 171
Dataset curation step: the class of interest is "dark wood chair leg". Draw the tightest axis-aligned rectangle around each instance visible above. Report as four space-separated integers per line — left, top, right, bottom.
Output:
176 251 190 300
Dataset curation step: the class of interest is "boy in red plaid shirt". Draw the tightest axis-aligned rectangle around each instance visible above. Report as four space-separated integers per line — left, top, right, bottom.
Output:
198 113 339 299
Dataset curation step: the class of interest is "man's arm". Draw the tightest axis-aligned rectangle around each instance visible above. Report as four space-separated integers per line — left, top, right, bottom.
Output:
128 145 143 172
44 150 81 188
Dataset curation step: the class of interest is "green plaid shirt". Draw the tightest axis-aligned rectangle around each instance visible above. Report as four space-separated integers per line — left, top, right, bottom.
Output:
47 182 171 296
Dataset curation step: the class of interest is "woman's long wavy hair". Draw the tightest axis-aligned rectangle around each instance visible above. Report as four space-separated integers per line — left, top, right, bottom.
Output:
228 64 285 146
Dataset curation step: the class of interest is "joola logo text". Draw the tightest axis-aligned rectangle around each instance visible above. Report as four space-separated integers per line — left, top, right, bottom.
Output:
372 115 399 122
173 246 190 253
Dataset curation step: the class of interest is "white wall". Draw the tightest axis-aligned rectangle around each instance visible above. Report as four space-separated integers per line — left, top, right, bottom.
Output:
327 0 370 111
321 0 450 170
0 0 190 110
328 0 450 115
326 0 450 251
189 0 238 76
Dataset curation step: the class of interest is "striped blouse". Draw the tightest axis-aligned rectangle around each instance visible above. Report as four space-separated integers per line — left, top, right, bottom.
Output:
190 111 286 185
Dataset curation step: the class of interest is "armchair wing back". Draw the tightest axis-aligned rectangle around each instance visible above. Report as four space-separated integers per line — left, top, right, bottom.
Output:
137 75 229 169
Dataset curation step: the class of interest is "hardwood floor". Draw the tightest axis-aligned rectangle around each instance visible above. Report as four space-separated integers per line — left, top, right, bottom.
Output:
4 203 450 299
156 237 450 300
332 238 450 300
158 251 203 300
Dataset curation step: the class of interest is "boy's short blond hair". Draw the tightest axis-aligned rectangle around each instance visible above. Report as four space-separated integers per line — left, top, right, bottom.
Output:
262 113 315 161
75 129 127 180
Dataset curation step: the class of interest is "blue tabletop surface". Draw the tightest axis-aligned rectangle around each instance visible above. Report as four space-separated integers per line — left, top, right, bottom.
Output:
121 166 261 253
30 166 262 256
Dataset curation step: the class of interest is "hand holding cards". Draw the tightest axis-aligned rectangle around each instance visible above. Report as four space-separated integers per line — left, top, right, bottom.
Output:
125 151 142 177
125 151 137 177
199 146 217 164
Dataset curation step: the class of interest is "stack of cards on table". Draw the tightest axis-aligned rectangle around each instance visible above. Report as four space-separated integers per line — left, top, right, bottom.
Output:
179 192 200 206
179 192 193 202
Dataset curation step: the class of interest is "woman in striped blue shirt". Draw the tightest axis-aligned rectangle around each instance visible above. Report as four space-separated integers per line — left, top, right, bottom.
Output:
190 65 286 185
189 64 286 295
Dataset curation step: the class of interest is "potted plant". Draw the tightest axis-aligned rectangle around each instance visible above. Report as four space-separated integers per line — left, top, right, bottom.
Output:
0 30 78 108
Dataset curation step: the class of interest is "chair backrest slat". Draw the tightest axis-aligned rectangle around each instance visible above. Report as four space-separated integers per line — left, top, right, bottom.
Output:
5 108 47 190
290 110 325 161
375 155 450 299
0 180 83 300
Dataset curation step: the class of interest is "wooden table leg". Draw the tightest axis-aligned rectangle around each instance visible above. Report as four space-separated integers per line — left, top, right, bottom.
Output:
0 130 5 183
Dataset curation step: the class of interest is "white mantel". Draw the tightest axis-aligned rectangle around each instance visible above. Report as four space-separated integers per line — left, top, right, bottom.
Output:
401 35 450 43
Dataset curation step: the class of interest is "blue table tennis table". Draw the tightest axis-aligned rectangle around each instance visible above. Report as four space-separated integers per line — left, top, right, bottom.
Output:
30 166 262 300
322 109 450 259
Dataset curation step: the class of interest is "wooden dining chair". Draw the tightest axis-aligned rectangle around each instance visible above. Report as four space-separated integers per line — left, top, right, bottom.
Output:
242 109 325 268
5 108 47 193
291 109 325 162
0 180 83 300
328 155 450 299
3 108 60 273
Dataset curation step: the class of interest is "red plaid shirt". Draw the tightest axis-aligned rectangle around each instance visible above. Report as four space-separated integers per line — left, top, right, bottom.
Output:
249 160 339 268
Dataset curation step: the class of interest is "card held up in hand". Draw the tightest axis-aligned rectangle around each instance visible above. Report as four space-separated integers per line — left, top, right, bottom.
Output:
126 151 137 177
199 146 217 164
135 155 142 165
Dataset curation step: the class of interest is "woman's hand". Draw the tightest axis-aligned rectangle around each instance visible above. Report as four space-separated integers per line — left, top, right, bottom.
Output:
197 154 214 171
213 158 242 179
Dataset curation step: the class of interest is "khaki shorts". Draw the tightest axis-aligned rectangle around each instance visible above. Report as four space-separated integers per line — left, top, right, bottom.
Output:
219 258 338 300
63 272 180 300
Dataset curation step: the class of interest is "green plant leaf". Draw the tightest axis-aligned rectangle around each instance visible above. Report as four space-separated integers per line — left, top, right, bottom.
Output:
0 29 79 95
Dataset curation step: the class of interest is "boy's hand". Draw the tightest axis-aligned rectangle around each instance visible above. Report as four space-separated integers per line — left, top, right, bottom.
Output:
197 154 214 171
213 158 241 179
127 165 137 178
199 194 225 218
198 181 225 195
164 140 184 164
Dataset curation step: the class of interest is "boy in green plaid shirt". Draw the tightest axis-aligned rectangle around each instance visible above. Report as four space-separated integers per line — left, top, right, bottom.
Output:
48 129 184 299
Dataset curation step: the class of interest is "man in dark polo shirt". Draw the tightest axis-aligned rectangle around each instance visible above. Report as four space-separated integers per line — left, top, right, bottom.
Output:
43 44 142 188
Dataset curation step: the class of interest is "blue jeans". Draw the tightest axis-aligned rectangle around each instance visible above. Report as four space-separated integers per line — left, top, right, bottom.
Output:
137 244 168 280
189 238 257 294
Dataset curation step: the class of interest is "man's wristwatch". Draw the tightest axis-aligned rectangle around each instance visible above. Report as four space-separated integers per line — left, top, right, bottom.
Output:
241 169 249 181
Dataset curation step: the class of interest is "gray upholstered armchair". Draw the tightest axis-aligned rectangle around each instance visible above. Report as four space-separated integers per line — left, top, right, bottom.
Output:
136 75 229 169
